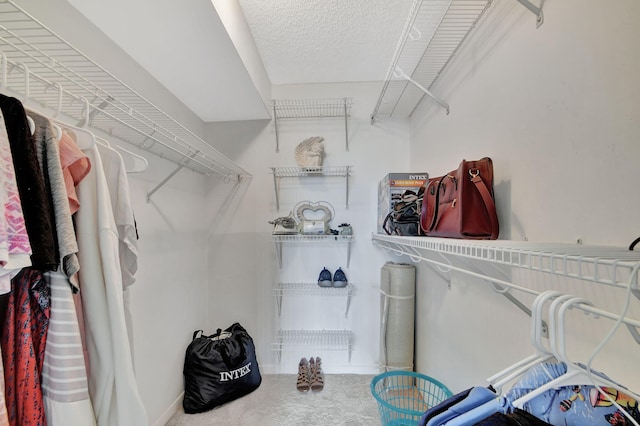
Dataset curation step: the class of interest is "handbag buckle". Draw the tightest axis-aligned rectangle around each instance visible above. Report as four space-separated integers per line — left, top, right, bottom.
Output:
469 169 480 179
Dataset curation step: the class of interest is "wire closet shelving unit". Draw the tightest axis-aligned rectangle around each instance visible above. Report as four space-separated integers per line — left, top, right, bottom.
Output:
0 0 251 199
370 0 543 122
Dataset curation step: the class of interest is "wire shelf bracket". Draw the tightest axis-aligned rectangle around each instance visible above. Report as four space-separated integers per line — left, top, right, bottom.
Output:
515 0 544 28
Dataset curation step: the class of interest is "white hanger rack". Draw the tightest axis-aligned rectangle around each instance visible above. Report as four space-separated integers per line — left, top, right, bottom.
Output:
0 0 251 196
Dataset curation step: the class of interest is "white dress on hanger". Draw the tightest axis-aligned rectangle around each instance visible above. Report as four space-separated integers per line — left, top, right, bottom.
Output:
97 142 139 363
74 144 147 426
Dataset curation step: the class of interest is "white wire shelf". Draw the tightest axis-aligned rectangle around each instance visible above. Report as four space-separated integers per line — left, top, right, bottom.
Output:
274 283 355 317
271 165 351 178
371 0 492 121
272 234 353 243
273 235 353 268
271 98 353 152
270 166 352 210
272 329 353 362
371 233 640 293
0 0 250 183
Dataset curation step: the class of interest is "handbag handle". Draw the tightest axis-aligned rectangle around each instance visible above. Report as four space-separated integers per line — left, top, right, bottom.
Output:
630 237 640 251
425 175 451 233
468 169 499 240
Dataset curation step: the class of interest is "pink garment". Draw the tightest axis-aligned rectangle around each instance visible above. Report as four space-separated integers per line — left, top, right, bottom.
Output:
58 130 91 215
0 109 31 295
0 111 31 258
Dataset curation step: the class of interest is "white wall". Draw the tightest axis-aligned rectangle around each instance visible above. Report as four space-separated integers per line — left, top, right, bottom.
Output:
407 0 640 395
205 82 412 374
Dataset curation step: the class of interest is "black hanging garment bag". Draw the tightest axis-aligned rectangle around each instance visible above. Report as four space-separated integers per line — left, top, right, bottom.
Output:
183 323 262 413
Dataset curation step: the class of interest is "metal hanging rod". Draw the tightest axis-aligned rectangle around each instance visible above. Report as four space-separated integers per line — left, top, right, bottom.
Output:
0 0 251 193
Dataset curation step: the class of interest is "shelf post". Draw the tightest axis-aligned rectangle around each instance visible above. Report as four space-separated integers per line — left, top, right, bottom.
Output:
271 167 281 210
343 97 349 151
273 102 280 153
345 168 350 208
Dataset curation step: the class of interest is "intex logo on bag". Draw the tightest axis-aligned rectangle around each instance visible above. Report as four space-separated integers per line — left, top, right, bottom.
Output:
219 362 252 382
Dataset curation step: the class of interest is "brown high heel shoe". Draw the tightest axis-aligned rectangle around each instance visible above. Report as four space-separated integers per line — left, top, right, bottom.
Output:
296 357 311 392
309 356 324 392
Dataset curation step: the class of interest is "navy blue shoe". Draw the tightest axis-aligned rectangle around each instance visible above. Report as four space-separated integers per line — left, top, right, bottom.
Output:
333 267 348 288
318 267 332 287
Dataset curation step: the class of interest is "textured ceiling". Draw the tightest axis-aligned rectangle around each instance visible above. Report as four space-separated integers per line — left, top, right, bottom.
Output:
64 0 412 122
237 0 413 85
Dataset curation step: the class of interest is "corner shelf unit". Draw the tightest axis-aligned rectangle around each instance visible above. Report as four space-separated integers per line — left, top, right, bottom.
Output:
271 98 353 152
273 234 353 268
274 283 355 318
371 0 544 123
272 329 353 363
270 166 352 210
0 0 250 199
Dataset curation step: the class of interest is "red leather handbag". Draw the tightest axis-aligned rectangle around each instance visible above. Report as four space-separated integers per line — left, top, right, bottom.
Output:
420 157 499 239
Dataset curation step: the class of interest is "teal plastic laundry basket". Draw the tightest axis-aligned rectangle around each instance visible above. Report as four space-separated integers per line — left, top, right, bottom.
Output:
371 371 452 426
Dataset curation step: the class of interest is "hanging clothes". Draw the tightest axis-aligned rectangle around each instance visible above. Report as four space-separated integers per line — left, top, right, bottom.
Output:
0 107 31 295
58 129 91 216
27 110 80 283
74 144 147 426
0 344 9 426
97 143 139 362
0 95 56 271
1 268 50 426
41 270 95 426
96 143 138 288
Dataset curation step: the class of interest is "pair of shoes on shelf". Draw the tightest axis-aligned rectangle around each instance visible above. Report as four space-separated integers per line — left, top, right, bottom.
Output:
296 356 324 392
317 267 348 288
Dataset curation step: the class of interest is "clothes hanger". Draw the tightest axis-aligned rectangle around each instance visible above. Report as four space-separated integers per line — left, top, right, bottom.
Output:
50 117 96 151
512 295 640 410
51 123 63 142
95 136 148 173
115 144 148 173
26 115 35 135
95 136 111 148
487 290 560 393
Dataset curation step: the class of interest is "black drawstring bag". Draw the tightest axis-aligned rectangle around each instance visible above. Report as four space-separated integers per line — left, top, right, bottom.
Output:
183 323 262 414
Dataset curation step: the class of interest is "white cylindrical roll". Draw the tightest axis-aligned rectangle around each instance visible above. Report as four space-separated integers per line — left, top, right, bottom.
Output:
380 262 415 372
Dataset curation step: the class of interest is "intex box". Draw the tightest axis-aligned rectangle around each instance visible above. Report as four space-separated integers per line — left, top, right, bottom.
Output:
378 172 429 233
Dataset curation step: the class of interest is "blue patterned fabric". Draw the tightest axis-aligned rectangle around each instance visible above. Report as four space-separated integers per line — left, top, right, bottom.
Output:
505 363 640 425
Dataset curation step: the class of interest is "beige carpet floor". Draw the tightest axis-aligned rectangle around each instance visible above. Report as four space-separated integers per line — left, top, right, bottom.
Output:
165 374 382 426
